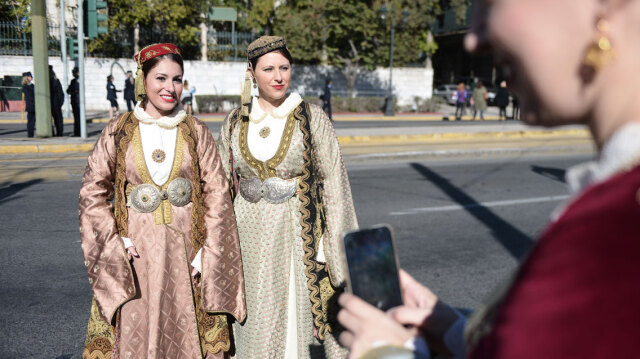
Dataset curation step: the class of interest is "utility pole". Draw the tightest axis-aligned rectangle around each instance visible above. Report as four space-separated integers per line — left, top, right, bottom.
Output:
32 0 52 138
60 0 70 118
78 0 87 138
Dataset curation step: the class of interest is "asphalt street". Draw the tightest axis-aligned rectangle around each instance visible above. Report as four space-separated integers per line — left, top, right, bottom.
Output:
0 150 591 358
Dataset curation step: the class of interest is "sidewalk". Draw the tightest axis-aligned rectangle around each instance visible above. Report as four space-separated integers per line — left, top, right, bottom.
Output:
0 110 590 154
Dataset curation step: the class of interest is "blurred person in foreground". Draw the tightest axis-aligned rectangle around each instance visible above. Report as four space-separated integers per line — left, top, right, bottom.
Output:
338 0 640 358
218 36 358 358
79 43 245 358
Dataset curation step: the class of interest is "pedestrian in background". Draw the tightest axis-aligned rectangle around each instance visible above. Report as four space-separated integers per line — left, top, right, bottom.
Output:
49 66 64 136
66 67 80 136
472 81 488 120
496 80 510 121
106 74 120 120
180 79 195 115
0 81 8 112
124 70 136 112
21 71 35 138
323 78 333 120
512 95 520 120
338 0 640 357
454 82 467 120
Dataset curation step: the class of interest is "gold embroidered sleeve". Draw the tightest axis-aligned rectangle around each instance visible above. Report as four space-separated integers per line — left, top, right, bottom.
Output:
308 104 359 286
78 117 135 324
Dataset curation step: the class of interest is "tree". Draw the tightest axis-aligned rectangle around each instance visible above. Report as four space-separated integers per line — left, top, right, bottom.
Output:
1 1 30 27
88 0 210 59
271 0 468 96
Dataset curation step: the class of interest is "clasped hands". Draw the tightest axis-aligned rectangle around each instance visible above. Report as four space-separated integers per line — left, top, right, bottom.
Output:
338 269 460 359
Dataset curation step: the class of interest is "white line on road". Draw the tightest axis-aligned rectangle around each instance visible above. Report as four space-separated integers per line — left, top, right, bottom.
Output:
390 195 570 216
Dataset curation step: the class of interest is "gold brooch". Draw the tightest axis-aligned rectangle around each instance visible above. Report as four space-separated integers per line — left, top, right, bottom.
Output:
152 149 166 163
259 126 271 138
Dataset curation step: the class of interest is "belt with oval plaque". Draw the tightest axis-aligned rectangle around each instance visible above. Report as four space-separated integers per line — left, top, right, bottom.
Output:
238 177 298 204
127 177 193 213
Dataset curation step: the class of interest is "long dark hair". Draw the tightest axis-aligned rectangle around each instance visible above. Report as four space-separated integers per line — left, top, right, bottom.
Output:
139 53 184 109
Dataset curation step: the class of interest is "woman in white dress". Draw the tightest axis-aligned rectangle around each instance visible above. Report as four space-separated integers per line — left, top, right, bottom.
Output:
218 36 358 358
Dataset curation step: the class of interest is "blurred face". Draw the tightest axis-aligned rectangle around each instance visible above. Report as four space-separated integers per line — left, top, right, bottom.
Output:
144 58 183 118
252 51 291 105
468 0 597 126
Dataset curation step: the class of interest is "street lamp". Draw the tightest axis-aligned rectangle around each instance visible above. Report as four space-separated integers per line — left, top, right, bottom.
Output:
380 6 409 116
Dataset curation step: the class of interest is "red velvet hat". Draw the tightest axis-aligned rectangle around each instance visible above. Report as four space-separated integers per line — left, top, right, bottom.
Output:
133 43 182 101
134 43 181 65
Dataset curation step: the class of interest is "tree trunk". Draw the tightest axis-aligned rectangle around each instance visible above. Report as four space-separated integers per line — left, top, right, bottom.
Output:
133 23 140 55
341 61 359 98
199 22 207 61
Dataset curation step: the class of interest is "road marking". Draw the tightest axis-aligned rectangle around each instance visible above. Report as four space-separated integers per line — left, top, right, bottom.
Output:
390 195 570 216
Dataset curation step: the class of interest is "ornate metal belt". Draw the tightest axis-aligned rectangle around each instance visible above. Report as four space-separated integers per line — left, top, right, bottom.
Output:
239 177 298 204
127 177 193 213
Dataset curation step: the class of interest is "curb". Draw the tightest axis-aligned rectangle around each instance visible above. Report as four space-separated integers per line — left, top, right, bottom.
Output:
0 143 95 154
337 129 590 145
0 115 509 124
0 129 590 154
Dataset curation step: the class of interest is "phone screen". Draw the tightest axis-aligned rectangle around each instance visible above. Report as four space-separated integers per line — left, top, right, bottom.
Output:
343 226 403 311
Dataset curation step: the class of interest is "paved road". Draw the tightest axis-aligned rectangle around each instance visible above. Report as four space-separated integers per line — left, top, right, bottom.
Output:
0 152 590 358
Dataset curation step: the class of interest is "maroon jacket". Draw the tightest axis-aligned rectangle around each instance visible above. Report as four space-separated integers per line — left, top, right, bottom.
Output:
471 164 640 358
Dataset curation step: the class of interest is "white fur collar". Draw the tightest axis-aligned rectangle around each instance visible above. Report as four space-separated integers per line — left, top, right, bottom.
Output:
134 102 187 129
250 93 303 122
566 122 640 195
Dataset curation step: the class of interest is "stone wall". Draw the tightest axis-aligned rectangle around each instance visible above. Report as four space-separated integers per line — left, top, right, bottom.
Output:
1 55 433 112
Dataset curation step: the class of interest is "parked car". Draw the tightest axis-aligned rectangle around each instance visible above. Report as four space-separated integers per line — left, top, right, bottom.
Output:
433 84 459 105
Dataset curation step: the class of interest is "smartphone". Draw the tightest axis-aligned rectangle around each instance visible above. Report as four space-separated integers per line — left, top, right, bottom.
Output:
342 225 403 311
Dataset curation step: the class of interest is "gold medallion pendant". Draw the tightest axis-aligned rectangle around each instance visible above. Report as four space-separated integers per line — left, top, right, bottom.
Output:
259 126 271 138
152 149 166 163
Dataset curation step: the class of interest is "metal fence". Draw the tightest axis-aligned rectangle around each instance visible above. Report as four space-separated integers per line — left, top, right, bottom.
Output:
0 22 61 56
0 21 257 61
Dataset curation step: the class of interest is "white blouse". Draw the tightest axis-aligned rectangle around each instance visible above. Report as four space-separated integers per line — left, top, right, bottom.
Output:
247 93 302 161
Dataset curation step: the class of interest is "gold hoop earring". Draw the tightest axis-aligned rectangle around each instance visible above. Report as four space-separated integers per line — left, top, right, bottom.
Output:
583 18 616 71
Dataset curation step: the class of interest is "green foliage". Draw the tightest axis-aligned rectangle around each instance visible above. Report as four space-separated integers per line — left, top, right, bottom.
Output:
0 1 31 29
449 0 470 25
418 30 438 56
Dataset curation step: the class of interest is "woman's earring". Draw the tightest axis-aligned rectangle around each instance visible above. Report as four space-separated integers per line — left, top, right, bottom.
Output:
252 80 257 89
583 17 616 72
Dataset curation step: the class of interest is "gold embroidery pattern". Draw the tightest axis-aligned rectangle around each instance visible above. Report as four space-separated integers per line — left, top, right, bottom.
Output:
239 110 297 181
114 112 138 237
296 102 336 340
180 116 231 355
83 298 115 359
178 118 205 252
131 125 185 225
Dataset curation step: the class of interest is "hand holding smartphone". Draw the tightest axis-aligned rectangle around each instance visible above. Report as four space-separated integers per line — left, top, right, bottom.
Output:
341 225 403 311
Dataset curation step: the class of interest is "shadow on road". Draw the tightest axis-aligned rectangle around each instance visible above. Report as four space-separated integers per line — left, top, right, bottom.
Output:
410 163 533 260
531 165 566 183
0 179 43 205
0 129 27 136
